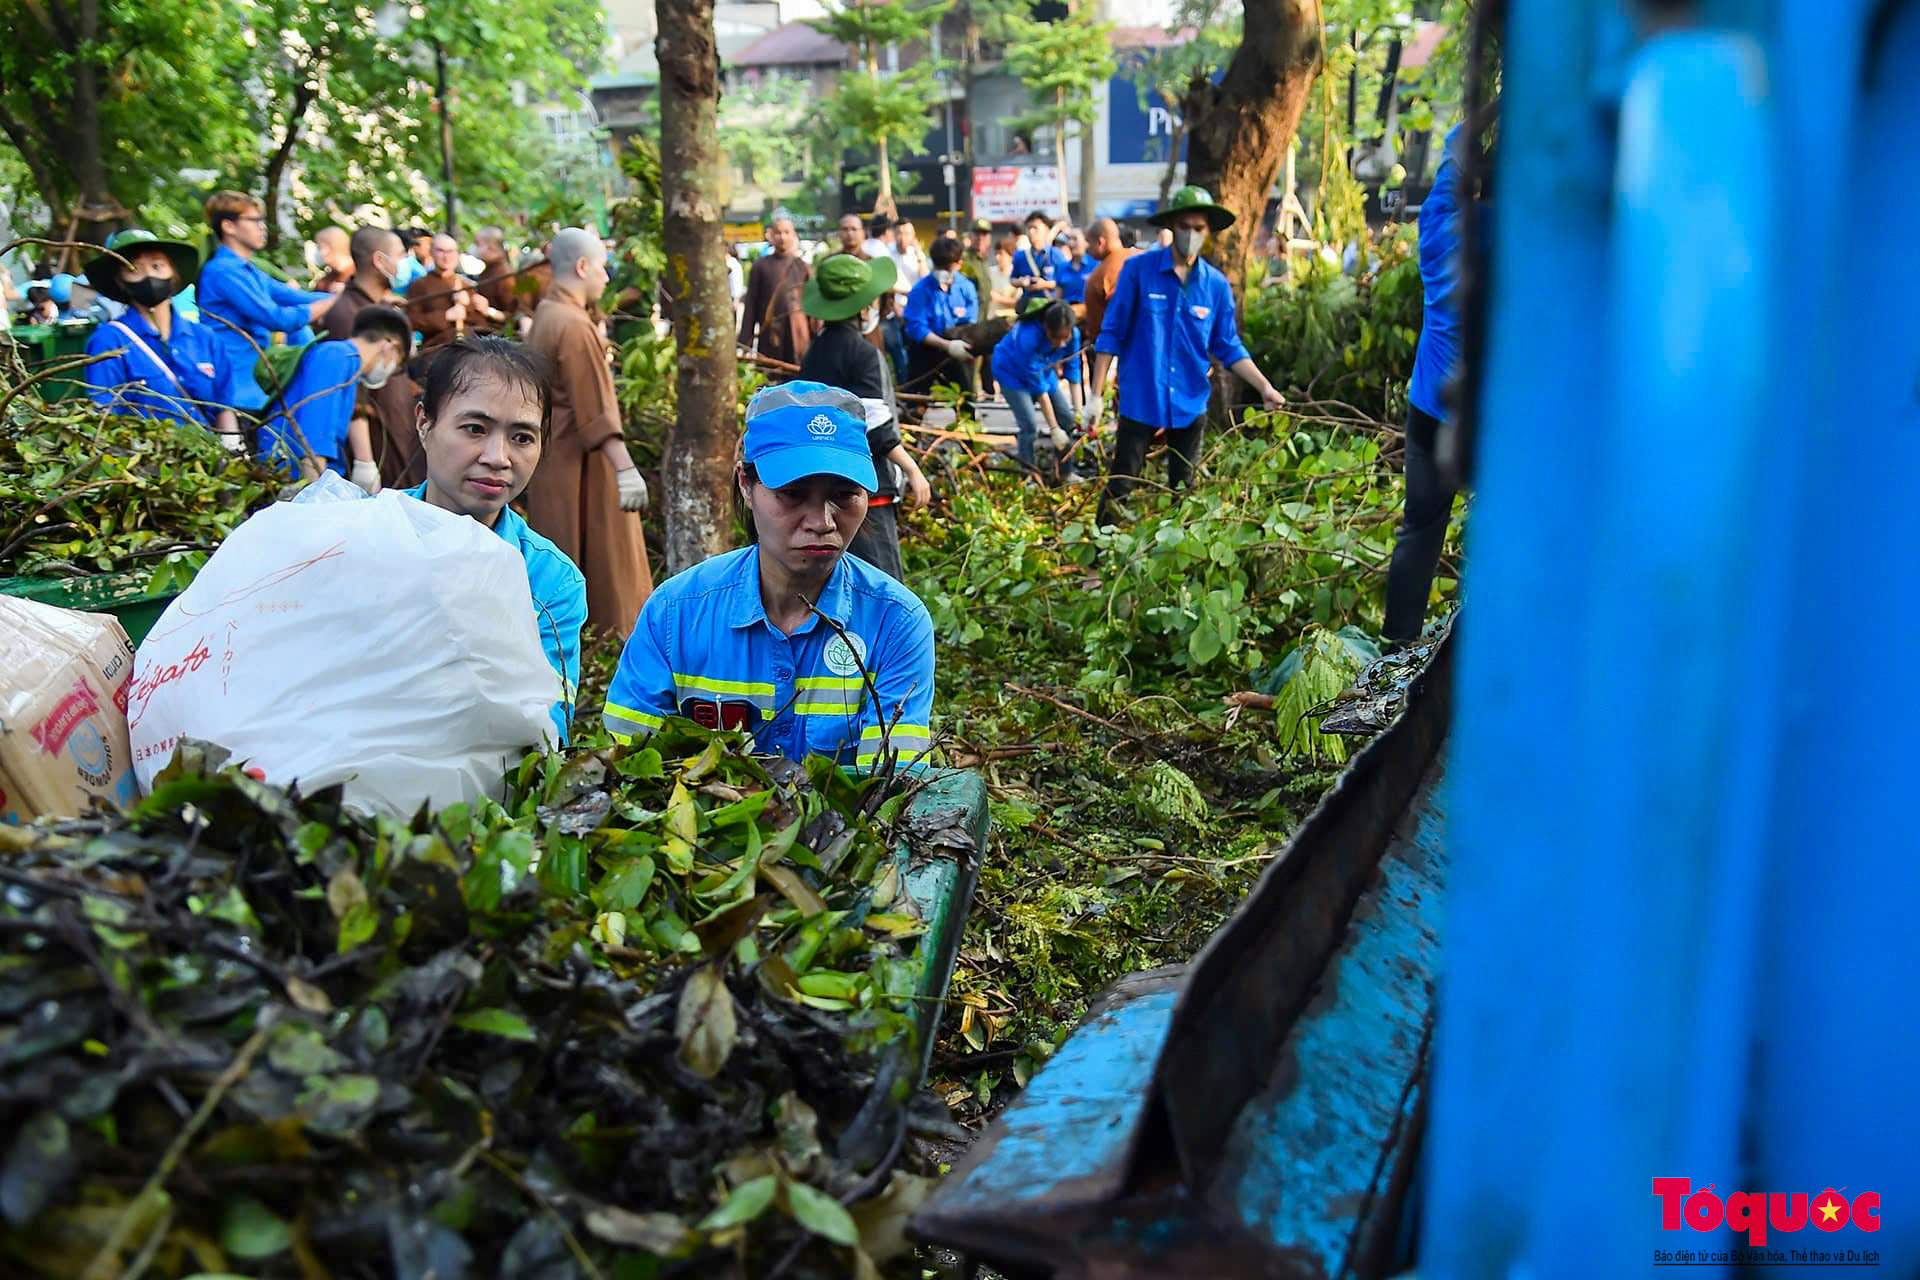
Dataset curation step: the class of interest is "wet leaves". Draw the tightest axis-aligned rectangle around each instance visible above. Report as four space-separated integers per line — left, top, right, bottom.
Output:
0 724 938 1277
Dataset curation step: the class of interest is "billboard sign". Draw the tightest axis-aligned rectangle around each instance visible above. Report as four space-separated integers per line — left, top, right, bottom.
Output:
972 166 1064 223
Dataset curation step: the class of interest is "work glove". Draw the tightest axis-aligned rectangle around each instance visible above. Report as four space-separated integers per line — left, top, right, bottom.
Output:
1050 423 1072 452
1077 402 1102 431
215 431 247 455
349 459 382 495
944 338 972 361
616 466 649 512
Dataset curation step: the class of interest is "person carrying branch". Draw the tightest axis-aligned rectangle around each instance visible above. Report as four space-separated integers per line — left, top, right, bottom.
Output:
602 382 935 771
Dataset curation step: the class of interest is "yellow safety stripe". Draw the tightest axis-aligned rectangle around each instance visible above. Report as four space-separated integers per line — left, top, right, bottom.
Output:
856 751 933 770
671 673 776 698
859 723 930 742
796 701 863 716
604 701 664 730
795 676 864 690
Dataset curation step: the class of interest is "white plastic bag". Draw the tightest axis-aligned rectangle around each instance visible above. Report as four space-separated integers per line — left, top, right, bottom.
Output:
129 487 559 814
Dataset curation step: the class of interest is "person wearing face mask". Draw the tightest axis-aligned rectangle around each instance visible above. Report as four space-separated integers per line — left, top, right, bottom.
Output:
524 227 654 638
256 304 412 490
602 381 934 772
83 229 244 445
1086 185 1287 525
320 226 426 487
401 335 586 741
901 235 979 399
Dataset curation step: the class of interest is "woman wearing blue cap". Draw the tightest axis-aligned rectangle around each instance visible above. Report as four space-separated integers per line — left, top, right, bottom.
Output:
602 381 935 771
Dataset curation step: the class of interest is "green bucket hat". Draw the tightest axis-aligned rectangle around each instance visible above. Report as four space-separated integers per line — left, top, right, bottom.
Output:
803 252 897 322
1148 185 1236 232
85 228 200 306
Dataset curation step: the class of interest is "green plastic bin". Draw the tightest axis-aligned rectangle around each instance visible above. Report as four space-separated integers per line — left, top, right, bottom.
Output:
2 320 98 402
0 569 178 646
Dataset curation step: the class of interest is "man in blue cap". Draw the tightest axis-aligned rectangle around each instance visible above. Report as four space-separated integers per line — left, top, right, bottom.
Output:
83 229 244 445
602 381 936 772
1084 185 1287 523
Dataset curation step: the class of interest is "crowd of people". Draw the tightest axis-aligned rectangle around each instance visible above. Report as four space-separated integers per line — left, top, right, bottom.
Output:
13 151 1476 770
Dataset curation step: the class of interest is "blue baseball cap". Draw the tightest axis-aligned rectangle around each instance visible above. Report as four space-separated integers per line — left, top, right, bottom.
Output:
743 381 879 491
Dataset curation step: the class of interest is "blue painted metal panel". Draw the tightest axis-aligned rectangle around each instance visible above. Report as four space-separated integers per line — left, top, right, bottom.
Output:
1220 775 1448 1272
1427 1 1919 1276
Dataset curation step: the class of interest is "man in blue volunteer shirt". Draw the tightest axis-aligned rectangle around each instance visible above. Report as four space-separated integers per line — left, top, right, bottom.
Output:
83 229 245 448
1055 227 1093 305
1011 210 1068 306
1382 123 1483 646
604 381 936 771
257 305 411 489
195 190 335 412
1085 185 1287 524
902 234 980 397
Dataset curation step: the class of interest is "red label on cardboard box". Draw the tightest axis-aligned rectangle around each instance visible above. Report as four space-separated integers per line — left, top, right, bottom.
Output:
33 677 101 756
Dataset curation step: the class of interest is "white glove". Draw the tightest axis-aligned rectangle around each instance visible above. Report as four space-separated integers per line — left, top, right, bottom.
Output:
1077 402 1101 430
1050 424 1072 452
944 338 972 361
349 459 381 495
615 465 649 512
215 431 247 455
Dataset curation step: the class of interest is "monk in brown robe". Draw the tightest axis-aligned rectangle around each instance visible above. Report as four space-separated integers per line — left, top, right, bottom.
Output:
473 226 544 335
524 227 653 636
407 234 504 350
737 214 814 367
321 226 424 488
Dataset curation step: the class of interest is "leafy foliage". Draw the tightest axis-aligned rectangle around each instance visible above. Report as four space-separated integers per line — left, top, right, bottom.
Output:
0 727 944 1277
0 397 276 579
989 0 1118 211
805 0 951 213
1241 223 1424 419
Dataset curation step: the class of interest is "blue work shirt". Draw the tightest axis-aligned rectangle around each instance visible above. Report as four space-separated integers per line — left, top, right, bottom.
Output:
902 272 979 344
402 484 586 742
1011 244 1070 304
991 315 1081 395
1094 246 1251 430
257 340 361 478
1057 254 1093 304
604 545 935 770
1409 124 1473 421
85 309 236 429
195 245 330 410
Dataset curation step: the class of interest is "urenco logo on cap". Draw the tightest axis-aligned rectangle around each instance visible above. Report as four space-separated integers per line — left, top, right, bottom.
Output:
807 413 838 437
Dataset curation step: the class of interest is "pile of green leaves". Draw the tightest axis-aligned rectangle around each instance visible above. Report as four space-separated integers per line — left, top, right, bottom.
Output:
1241 226 1425 421
0 405 275 579
912 418 1406 698
0 727 942 1279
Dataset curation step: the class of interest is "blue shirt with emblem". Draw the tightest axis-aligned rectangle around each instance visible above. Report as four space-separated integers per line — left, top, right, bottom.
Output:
603 545 935 770
1011 244 1069 305
902 272 979 344
990 313 1082 395
195 245 332 410
1056 254 1093 304
1093 245 1251 430
402 484 586 742
85 310 236 429
257 339 362 479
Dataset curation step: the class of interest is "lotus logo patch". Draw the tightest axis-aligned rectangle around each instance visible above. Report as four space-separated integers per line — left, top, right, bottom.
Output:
823 632 869 676
807 413 838 437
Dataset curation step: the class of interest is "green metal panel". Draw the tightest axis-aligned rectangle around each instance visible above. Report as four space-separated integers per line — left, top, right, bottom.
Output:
2 320 97 401
0 570 176 645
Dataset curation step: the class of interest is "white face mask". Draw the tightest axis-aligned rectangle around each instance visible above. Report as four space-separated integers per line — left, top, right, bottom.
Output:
934 269 954 288
1173 227 1208 261
860 306 879 335
361 360 397 390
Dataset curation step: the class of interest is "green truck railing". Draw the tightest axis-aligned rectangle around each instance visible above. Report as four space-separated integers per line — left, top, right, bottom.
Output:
0 569 178 645
3 320 98 402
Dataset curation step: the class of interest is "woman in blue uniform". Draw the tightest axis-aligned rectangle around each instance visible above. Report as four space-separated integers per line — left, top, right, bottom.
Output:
403 335 588 741
603 381 935 771
83 229 245 447
990 297 1083 478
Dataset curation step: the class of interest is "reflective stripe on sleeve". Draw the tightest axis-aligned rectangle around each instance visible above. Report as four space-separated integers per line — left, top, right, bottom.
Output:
604 701 664 743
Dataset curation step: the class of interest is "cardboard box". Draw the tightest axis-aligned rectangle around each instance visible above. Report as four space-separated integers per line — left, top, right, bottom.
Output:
0 595 139 824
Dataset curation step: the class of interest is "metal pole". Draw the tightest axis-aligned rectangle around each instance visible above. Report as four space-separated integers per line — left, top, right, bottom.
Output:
434 40 457 230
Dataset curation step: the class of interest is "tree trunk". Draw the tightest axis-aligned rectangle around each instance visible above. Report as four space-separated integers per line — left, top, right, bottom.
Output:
1078 117 1097 226
869 44 895 218
657 0 738 575
1054 92 1071 221
1180 0 1322 292
263 77 319 254
65 0 120 247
